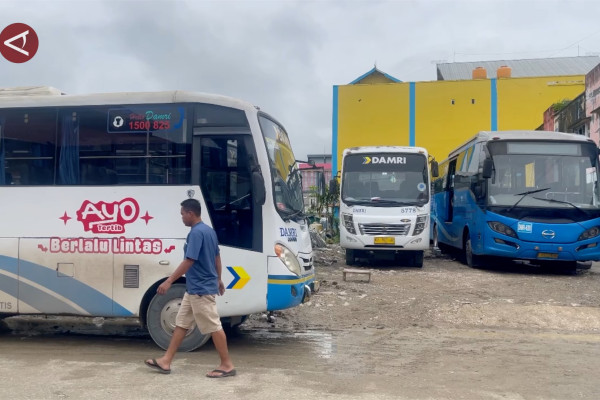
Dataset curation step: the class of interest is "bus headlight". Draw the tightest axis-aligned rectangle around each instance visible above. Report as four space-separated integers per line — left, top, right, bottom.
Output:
413 215 428 236
342 213 356 234
578 226 600 241
274 244 301 276
488 221 517 238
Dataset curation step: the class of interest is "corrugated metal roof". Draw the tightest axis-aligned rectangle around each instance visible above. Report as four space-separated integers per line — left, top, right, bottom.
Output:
437 56 600 80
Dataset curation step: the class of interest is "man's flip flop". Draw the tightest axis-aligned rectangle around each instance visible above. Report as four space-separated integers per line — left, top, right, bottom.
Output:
206 369 237 378
144 358 171 374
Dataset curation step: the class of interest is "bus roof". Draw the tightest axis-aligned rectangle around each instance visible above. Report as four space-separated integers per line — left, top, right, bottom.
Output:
0 87 257 112
446 130 595 160
343 146 429 156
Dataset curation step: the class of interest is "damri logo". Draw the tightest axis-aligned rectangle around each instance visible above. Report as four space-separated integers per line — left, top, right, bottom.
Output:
363 156 407 164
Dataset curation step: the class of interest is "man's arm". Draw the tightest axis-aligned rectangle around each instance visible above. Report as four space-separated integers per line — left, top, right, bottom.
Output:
157 258 194 295
216 254 225 296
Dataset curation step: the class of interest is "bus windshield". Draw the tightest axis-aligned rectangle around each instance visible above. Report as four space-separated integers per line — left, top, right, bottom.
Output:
487 141 600 209
258 115 304 219
342 153 429 206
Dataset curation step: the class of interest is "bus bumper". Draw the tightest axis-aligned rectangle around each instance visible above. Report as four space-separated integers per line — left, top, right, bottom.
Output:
483 235 600 262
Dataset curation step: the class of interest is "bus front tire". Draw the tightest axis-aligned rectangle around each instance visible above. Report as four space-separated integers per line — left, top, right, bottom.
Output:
412 251 424 268
345 249 356 266
146 283 211 352
465 238 482 268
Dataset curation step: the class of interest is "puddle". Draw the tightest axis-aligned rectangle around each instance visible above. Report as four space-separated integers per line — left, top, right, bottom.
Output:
240 328 336 359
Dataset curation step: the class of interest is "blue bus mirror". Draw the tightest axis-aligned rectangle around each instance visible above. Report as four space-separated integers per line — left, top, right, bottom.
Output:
482 159 493 179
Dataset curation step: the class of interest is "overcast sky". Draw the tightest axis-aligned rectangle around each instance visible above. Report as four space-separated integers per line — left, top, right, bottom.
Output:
1 0 599 160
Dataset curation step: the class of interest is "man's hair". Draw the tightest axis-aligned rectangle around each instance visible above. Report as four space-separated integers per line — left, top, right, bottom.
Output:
181 198 202 216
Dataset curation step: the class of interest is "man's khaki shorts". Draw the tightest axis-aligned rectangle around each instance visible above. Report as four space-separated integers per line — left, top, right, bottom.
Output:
175 292 222 334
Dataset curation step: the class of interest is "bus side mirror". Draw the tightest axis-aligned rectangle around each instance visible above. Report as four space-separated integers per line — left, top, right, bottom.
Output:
431 161 439 178
252 170 266 205
319 172 326 196
482 159 493 179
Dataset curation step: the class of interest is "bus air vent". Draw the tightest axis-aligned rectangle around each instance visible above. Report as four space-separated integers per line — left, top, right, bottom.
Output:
123 265 140 288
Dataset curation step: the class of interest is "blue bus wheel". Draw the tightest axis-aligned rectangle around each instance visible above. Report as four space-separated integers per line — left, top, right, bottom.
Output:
465 238 482 268
146 283 211 352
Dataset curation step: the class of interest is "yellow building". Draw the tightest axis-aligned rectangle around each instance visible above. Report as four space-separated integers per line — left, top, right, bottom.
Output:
332 57 599 175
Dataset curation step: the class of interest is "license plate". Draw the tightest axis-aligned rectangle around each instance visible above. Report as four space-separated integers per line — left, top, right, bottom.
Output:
374 237 394 244
537 252 558 259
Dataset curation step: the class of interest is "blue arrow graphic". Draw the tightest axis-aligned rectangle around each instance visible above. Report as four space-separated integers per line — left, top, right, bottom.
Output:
226 266 240 289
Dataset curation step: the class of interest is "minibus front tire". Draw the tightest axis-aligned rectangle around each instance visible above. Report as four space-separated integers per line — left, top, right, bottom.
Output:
346 249 356 266
146 283 211 352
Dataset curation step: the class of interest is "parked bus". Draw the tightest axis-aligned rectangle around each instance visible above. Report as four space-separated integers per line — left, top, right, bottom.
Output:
0 87 315 351
339 146 438 267
431 130 600 271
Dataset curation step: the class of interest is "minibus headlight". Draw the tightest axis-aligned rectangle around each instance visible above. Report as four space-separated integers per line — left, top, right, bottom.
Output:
578 226 600 241
342 213 356 234
413 215 428 236
274 244 301 276
487 221 517 238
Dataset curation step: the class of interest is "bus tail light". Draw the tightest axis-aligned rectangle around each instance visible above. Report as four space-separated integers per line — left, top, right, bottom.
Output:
274 244 301 276
488 221 517 238
342 213 356 234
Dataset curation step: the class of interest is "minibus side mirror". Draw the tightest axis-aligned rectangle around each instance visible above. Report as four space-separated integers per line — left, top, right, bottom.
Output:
482 159 493 179
329 178 339 195
252 170 266 205
431 161 439 178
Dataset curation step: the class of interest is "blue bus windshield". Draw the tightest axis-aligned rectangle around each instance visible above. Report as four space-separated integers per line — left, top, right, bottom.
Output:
487 141 600 209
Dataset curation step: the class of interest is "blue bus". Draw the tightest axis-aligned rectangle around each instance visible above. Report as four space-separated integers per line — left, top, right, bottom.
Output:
431 130 600 271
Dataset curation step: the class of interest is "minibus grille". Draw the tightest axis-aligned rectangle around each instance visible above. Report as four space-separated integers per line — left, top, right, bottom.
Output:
359 223 410 236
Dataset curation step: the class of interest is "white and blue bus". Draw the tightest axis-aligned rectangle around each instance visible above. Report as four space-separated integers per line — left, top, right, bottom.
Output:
431 130 600 271
0 87 315 350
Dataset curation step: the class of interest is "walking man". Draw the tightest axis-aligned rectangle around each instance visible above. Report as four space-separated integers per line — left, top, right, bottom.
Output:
145 198 236 378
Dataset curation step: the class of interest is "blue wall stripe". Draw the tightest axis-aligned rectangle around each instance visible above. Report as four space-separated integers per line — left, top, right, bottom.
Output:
491 78 498 131
409 82 416 146
332 85 339 176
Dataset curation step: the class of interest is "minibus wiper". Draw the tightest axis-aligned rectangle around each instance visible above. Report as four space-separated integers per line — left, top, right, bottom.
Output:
532 196 587 215
508 187 550 212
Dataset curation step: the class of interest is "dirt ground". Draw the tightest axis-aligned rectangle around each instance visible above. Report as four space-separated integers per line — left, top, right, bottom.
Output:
243 245 600 399
2 245 600 399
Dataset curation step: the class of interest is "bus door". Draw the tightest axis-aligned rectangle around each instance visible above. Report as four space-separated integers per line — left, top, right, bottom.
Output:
17 240 114 315
0 239 19 313
193 133 267 315
445 159 457 223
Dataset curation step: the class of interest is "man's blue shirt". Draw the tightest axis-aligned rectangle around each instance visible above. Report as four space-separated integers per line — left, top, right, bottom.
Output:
184 221 220 295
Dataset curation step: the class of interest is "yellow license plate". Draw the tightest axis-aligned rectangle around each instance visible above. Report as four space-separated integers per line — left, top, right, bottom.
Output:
537 252 558 259
374 237 394 244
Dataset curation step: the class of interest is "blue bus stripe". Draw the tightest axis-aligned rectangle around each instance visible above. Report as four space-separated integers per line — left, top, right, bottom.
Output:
0 274 18 298
0 256 132 316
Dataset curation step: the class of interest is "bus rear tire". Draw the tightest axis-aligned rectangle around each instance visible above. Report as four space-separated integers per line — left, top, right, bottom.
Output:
146 283 211 352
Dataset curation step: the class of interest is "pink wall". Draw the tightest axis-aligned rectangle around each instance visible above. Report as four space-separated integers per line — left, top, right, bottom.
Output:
586 63 600 144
